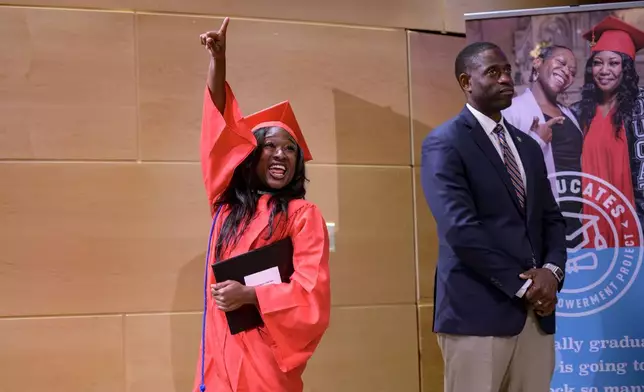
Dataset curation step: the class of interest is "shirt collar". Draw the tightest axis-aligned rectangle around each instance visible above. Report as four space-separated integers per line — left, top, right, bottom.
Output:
466 103 505 136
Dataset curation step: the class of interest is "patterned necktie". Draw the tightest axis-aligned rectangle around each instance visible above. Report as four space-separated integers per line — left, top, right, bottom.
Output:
493 124 525 209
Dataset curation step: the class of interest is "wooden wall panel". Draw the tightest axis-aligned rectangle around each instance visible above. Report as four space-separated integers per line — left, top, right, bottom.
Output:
0 163 415 315
2 0 444 30
304 305 420 392
0 7 137 160
1 0 133 8
307 165 416 306
1 1 610 36
125 313 201 392
137 14 410 165
419 305 443 392
0 316 124 392
408 31 466 166
134 0 444 30
414 167 438 303
0 162 210 316
408 31 459 304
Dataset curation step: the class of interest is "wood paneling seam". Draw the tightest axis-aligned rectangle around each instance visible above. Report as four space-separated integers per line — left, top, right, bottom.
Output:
134 10 142 163
135 11 402 32
0 4 133 13
0 304 418 320
121 314 127 392
0 160 413 168
406 31 416 171
406 31 424 386
0 5 404 32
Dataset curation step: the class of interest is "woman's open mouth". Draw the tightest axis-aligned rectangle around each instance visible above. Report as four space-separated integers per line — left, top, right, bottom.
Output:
268 164 287 179
553 73 566 86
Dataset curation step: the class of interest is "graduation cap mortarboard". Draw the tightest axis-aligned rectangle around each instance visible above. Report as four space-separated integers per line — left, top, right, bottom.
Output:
583 15 644 59
240 101 313 162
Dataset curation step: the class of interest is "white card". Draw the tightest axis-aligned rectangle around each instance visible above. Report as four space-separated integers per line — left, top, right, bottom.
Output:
244 266 281 287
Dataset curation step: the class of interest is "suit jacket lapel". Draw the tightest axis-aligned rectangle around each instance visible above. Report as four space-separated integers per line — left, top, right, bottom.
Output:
460 107 524 215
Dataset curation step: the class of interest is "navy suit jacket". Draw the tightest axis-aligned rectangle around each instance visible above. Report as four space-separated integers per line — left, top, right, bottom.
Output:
420 106 567 336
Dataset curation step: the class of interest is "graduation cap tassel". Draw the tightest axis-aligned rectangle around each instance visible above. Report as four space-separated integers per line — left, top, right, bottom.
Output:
199 206 222 392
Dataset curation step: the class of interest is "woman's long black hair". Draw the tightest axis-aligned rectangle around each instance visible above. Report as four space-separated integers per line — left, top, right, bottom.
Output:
579 51 639 136
213 126 308 261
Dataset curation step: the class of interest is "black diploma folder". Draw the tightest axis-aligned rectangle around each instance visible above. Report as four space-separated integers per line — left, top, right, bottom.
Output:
211 237 295 335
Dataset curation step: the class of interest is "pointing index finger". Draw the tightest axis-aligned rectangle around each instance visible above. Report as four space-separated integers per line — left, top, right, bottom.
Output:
219 17 230 35
546 116 565 126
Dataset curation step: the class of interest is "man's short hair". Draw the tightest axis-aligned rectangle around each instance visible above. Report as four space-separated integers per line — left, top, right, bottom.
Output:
454 41 501 80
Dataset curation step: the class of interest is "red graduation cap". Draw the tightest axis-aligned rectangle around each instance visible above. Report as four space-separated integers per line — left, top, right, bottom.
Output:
583 15 644 59
240 100 313 162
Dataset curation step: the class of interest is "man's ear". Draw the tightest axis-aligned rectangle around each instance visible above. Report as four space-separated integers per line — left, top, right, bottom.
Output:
458 73 471 93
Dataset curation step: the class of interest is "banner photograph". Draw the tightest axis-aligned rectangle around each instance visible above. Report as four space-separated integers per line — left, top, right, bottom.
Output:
465 3 644 391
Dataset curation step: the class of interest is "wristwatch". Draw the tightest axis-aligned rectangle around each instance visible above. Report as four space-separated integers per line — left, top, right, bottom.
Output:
543 263 564 282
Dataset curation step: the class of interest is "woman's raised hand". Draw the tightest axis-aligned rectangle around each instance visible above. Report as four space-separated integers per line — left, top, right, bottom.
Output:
200 17 229 60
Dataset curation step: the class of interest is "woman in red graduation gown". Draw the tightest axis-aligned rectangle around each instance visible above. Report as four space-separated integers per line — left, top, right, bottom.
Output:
576 16 644 249
193 17 331 392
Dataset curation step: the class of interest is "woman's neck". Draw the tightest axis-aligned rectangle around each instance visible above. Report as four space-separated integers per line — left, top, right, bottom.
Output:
595 91 618 118
252 179 276 196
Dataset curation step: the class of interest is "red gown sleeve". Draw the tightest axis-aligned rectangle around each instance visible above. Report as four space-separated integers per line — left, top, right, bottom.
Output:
253 204 332 372
200 83 257 213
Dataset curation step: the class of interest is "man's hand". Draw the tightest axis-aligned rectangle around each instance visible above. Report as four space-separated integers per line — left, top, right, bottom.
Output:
521 268 558 316
200 17 229 60
531 295 557 317
211 280 257 312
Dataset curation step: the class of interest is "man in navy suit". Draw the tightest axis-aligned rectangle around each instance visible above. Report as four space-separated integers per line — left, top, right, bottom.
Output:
420 41 567 392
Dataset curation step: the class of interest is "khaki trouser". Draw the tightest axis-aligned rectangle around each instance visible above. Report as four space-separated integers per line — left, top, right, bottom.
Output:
437 309 555 392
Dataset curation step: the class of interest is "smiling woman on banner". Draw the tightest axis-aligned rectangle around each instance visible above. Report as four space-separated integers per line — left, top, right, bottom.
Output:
502 42 582 199
573 15 644 249
502 42 584 247
193 17 331 392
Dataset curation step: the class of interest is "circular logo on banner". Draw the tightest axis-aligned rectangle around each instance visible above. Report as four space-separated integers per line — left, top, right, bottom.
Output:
551 171 643 317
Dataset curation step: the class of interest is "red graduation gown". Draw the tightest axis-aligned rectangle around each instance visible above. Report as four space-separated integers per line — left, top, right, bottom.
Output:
193 84 331 392
581 108 639 248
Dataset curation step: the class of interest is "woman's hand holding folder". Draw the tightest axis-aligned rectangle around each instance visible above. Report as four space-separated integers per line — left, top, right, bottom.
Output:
211 280 258 312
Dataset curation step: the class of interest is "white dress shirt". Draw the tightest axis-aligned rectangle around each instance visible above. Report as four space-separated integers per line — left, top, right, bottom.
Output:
467 103 527 189
466 104 532 298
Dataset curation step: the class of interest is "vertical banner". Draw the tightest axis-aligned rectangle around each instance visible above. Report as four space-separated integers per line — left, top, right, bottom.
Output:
465 2 644 391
